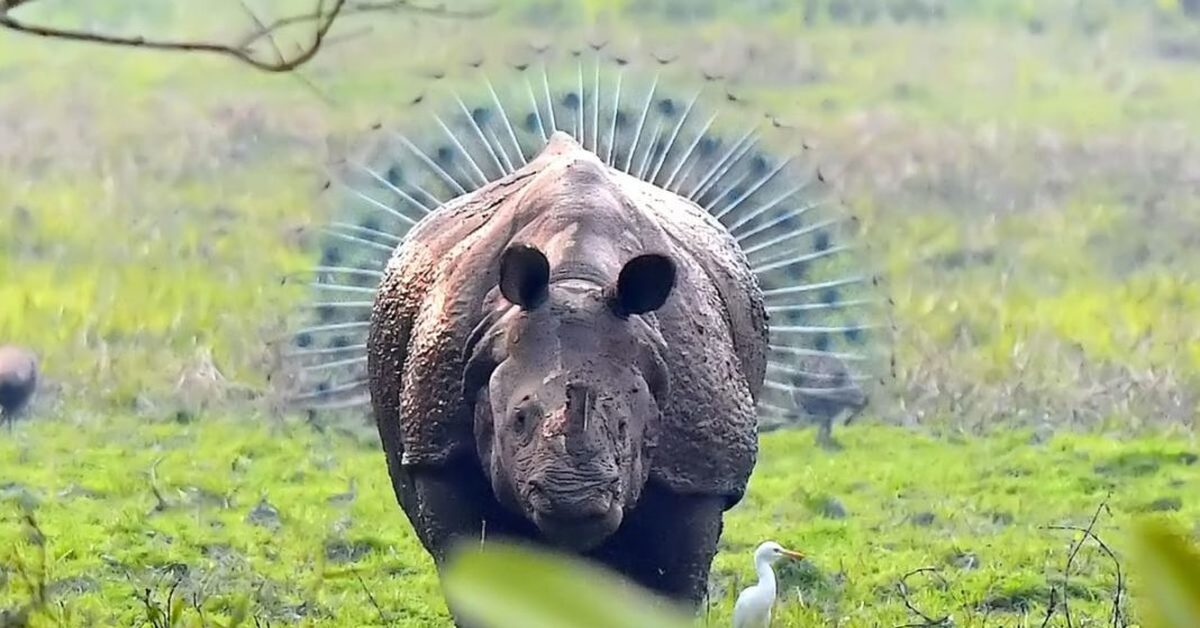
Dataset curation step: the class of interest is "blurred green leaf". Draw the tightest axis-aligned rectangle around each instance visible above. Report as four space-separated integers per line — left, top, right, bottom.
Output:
443 541 695 628
169 594 186 626
1132 520 1200 628
225 594 250 628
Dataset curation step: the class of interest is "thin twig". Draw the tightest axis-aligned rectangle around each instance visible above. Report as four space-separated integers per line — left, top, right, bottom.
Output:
1039 495 1111 628
1044 522 1125 628
15 513 49 612
1039 587 1059 628
0 0 348 72
191 588 207 626
238 0 289 66
147 457 171 513
165 575 182 624
356 574 390 625
234 0 495 49
1038 494 1127 628
0 0 493 73
895 567 953 627
237 0 335 104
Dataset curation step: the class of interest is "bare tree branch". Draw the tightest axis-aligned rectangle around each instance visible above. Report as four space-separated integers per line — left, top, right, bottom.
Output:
1039 495 1128 628
1044 521 1127 628
895 567 953 627
886 496 1128 628
235 0 337 104
0 0 494 73
234 0 492 50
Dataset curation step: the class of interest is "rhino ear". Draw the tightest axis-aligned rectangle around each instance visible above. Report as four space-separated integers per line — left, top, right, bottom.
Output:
612 254 676 317
499 244 550 309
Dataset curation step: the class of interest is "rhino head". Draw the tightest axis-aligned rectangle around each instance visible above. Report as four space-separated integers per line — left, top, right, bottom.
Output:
465 243 676 551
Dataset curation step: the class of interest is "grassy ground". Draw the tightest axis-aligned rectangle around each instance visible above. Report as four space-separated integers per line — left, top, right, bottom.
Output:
1 0 1199 626
2 417 1197 626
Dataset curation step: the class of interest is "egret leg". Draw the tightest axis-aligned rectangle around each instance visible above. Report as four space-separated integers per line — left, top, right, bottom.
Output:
595 482 726 610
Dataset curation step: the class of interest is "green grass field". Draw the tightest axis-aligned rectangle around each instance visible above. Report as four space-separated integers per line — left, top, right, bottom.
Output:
2 417 1197 625
1 1 1199 626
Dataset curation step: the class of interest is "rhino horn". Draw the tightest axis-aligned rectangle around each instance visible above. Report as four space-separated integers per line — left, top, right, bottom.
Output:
564 382 591 438
499 244 550 310
610 254 677 317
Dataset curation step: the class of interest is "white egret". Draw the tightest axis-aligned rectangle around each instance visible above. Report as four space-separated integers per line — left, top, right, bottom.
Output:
732 540 806 628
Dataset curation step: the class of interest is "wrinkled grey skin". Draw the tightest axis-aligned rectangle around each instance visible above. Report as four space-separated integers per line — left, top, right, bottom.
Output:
0 345 38 421
468 248 670 548
367 133 768 624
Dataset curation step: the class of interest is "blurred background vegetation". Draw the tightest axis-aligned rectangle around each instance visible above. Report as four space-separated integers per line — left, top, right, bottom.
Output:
1 0 1198 626
2 0 1197 430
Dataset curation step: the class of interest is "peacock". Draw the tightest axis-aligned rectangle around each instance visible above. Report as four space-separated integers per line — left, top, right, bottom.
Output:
271 31 895 449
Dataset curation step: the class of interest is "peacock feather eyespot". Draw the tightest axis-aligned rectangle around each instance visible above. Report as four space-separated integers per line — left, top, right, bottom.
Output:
321 247 343 267
471 106 493 125
280 41 892 425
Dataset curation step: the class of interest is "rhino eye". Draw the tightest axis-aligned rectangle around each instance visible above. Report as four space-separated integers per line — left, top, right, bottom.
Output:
617 418 628 440
513 407 535 433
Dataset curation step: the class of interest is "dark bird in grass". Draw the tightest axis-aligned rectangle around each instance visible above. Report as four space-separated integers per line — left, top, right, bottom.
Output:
790 353 868 451
0 345 38 424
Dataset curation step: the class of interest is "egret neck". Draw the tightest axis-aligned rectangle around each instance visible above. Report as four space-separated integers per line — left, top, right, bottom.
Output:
754 551 779 601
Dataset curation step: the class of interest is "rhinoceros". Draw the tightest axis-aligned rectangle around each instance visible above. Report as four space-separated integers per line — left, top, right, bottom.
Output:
367 131 767 606
278 45 892 623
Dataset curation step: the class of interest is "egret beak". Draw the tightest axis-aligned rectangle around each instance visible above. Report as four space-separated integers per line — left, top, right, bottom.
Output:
781 548 805 560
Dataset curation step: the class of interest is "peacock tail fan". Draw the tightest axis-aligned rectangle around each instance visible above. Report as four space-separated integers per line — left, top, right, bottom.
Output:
275 34 897 432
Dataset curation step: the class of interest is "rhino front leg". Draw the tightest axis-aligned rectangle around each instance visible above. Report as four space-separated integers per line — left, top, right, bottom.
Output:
600 483 726 610
391 463 529 628
392 465 479 559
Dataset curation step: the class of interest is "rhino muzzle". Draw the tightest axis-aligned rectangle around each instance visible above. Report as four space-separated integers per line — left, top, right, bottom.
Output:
475 350 644 550
521 387 626 549
527 474 619 512
525 472 624 550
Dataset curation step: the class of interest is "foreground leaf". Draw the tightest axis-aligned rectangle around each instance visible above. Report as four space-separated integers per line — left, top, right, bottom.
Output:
1131 520 1200 628
443 540 695 628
